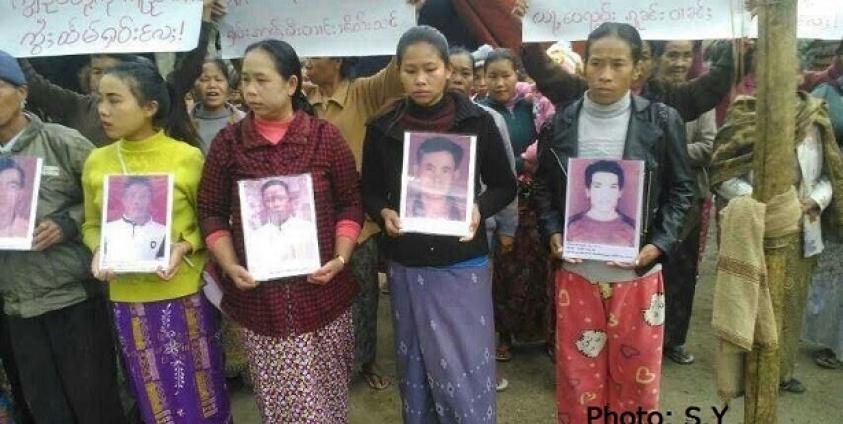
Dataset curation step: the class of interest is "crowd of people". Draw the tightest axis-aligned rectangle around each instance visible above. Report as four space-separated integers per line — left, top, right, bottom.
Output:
0 0 840 423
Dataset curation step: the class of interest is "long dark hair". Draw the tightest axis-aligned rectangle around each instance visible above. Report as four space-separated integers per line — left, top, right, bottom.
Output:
244 39 315 116
585 22 643 64
105 61 201 146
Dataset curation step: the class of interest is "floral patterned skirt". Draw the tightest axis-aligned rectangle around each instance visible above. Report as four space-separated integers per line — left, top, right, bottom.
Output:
112 293 232 424
241 309 354 424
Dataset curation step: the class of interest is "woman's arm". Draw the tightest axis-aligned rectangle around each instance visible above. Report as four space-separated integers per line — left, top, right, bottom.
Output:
179 149 207 253
307 125 364 285
80 155 103 252
198 130 260 289
80 152 116 281
532 124 564 247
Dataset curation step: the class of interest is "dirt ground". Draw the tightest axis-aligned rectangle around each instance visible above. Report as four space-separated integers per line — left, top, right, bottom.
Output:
230 227 843 423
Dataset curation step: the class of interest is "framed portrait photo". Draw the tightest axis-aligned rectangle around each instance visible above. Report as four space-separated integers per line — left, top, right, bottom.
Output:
0 156 42 250
562 158 645 263
99 174 173 273
238 173 321 282
399 132 477 237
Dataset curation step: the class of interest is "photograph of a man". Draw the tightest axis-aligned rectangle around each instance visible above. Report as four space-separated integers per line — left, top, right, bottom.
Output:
566 160 636 247
563 158 644 262
400 132 476 237
240 174 320 280
0 155 41 250
0 157 31 239
407 136 467 220
102 175 169 267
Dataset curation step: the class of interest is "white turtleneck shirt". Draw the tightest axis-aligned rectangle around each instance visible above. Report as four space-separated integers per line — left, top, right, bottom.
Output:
577 91 632 159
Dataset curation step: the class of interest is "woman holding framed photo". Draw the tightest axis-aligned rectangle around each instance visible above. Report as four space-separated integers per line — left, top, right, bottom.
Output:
361 26 517 423
197 39 363 423
81 60 230 424
533 22 694 423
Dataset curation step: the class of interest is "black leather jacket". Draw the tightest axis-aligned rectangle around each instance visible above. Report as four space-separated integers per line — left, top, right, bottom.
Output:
533 95 695 266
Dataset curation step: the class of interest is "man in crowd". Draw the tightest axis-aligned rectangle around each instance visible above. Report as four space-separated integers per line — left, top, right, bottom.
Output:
102 177 167 264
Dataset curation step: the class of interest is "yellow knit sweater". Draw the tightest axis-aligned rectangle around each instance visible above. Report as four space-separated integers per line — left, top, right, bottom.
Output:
81 131 207 303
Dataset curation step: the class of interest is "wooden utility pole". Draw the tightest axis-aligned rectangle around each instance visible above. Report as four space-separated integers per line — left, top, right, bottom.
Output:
745 0 798 423
753 0 798 203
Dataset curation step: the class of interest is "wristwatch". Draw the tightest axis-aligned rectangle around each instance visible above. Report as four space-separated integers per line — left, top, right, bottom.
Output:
334 254 347 267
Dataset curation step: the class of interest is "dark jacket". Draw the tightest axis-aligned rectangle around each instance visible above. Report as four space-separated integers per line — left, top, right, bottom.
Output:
522 42 734 122
533 95 694 265
361 93 518 267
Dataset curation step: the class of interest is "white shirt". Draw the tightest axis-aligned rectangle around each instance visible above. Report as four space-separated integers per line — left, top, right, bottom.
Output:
102 217 167 263
247 216 319 277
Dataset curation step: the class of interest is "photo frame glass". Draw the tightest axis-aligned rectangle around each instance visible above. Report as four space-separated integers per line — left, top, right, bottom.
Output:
239 173 321 281
563 158 645 262
0 155 42 251
99 174 173 273
399 132 477 237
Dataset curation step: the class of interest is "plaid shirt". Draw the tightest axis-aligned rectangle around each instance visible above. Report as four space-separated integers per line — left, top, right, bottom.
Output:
198 111 362 338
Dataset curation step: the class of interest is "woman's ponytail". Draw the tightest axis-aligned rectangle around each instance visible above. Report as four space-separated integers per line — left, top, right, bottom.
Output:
292 90 315 116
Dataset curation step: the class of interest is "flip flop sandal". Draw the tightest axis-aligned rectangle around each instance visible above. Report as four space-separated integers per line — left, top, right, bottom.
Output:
814 349 842 369
779 378 806 394
362 370 392 391
495 346 512 362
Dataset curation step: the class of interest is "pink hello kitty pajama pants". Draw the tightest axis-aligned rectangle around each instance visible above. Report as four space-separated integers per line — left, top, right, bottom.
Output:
554 269 665 424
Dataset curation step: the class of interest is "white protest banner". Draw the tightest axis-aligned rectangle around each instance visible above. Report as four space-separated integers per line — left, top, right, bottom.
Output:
219 0 416 59
791 0 840 40
2 0 204 58
741 0 842 39
523 0 745 42
523 0 841 42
